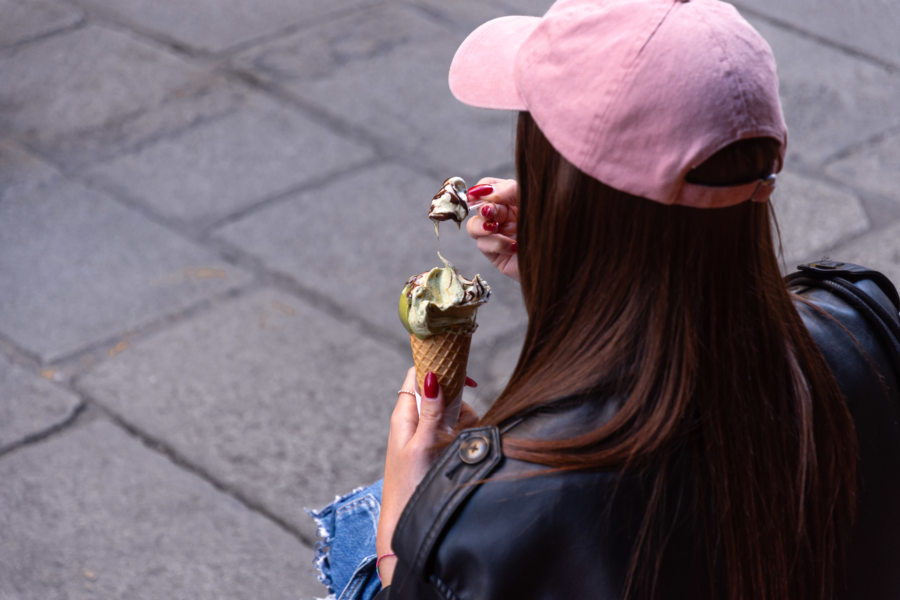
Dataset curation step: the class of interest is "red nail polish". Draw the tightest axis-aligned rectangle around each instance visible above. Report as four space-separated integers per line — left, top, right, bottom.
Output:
483 220 498 232
480 204 493 218
424 372 439 398
465 376 478 388
510 241 518 253
467 184 493 198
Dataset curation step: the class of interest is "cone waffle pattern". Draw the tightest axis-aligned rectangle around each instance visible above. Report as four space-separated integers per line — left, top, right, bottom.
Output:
409 330 472 404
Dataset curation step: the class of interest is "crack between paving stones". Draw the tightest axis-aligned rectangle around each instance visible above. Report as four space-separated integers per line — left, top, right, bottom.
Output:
210 0 393 58
200 155 384 235
0 16 88 55
0 401 86 459
731 3 899 72
85 401 318 547
47 282 259 371
821 123 900 165
217 65 460 181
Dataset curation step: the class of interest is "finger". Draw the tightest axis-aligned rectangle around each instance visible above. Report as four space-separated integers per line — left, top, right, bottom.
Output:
478 202 511 225
465 376 477 388
466 215 491 239
414 372 445 441
490 179 519 207
496 218 517 236
476 234 517 256
389 367 420 447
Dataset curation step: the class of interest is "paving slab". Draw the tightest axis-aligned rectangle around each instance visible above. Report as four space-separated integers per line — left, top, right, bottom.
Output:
407 0 513 29
830 221 900 286
32 81 244 172
86 95 374 228
0 0 82 48
770 171 870 268
233 4 447 83
0 418 322 599
0 177 251 363
0 353 81 452
0 141 58 191
77 288 408 542
214 162 528 349
826 129 900 202
0 24 212 141
485 329 526 399
237 3 516 176
74 0 380 54
491 0 554 16
748 18 900 167
737 0 900 69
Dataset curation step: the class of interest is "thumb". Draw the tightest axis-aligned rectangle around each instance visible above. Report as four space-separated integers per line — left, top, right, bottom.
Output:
416 371 445 431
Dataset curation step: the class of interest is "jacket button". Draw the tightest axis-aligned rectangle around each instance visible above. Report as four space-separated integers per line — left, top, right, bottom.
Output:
459 434 490 464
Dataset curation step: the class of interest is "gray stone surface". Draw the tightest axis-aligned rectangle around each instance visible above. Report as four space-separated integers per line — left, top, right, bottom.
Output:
234 4 447 83
77 289 407 541
409 0 513 28
832 221 900 286
0 0 82 48
770 171 870 267
236 3 516 176
0 354 81 452
737 0 900 68
826 129 900 201
750 18 900 166
492 0 554 16
0 418 322 599
0 25 212 141
32 81 243 172
0 141 58 191
74 0 380 53
0 177 250 362
1 0 898 597
86 95 374 227
214 163 528 348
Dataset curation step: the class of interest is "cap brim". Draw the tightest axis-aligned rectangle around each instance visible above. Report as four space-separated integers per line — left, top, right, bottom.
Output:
448 16 541 111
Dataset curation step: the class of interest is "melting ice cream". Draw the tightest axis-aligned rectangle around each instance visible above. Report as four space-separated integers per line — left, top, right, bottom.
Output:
399 253 490 340
428 177 469 237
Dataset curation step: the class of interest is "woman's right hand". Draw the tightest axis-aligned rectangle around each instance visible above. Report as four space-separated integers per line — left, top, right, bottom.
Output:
465 178 519 281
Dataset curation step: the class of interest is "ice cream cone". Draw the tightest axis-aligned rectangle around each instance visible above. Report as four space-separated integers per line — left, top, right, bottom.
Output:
409 327 472 406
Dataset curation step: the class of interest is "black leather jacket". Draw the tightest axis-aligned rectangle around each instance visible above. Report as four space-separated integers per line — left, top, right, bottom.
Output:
376 282 900 599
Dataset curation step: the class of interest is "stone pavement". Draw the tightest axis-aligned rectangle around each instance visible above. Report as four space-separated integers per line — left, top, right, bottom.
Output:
0 0 897 597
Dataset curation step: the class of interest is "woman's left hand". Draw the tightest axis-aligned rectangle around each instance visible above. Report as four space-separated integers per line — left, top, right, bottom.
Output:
376 367 478 587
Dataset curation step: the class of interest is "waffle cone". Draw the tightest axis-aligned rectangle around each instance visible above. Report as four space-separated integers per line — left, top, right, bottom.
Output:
409 330 472 404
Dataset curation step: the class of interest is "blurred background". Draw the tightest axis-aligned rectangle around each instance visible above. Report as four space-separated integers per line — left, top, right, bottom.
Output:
1 0 898 597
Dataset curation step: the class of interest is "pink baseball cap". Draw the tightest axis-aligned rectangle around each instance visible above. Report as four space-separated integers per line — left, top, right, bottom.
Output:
449 0 787 208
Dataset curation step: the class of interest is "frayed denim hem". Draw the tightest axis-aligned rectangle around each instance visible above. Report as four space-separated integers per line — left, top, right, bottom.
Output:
306 480 384 600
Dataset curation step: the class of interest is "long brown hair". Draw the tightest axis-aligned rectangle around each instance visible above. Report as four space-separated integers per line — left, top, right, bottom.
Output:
479 113 857 599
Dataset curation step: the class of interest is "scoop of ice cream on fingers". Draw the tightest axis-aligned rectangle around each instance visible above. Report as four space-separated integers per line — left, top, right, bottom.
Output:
428 176 469 237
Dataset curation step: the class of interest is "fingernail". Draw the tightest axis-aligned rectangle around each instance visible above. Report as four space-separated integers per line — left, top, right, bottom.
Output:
483 220 498 232
467 184 493 198
510 241 518 253
465 376 478 388
424 372 439 399
480 204 494 218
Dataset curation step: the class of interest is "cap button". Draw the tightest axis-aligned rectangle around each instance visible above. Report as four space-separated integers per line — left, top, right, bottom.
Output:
459 434 490 464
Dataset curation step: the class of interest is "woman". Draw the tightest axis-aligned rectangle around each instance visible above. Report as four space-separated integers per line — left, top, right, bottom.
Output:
363 1 900 598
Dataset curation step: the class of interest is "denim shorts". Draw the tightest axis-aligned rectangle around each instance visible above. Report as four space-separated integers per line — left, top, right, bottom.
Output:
306 479 384 600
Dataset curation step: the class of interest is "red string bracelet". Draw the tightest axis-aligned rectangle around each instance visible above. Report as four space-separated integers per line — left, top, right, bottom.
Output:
376 552 397 582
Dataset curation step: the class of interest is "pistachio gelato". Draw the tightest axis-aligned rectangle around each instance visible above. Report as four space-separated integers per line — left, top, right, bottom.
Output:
399 253 490 340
